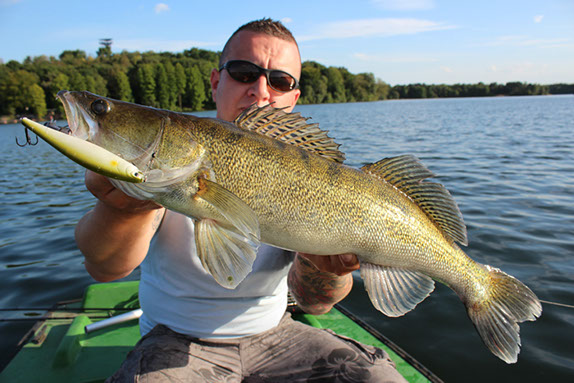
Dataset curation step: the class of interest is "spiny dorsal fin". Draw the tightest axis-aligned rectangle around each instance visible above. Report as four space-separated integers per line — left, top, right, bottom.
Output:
234 104 345 163
362 155 468 246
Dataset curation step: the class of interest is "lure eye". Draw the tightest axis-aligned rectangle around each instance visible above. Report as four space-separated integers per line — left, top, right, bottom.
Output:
91 99 110 115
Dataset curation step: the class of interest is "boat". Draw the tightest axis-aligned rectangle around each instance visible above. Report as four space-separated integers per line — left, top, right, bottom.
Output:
0 281 441 382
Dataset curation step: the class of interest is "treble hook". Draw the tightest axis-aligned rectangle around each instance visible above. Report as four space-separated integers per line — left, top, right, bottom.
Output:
16 121 70 147
15 127 39 147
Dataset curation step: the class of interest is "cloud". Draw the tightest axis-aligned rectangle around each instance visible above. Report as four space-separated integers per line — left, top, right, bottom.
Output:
534 15 544 23
154 3 170 14
371 0 434 11
299 18 455 41
281 17 293 24
353 52 439 64
480 35 570 48
486 62 549 78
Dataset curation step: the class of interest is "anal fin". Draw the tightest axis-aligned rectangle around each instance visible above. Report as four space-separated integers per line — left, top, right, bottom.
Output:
360 262 435 317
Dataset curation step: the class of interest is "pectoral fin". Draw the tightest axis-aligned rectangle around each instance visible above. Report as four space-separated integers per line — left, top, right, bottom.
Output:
360 261 435 317
193 179 260 289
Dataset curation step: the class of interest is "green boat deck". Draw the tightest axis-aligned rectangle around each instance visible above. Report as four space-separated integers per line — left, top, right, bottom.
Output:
0 281 440 383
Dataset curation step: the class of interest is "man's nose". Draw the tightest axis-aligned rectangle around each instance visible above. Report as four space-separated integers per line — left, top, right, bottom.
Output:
247 74 270 103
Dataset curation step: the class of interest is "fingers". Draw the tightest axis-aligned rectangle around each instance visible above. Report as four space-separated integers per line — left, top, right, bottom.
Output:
84 170 162 213
339 253 359 268
297 252 360 276
85 170 115 199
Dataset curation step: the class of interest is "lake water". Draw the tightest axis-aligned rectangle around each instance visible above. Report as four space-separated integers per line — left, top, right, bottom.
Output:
1 95 573 381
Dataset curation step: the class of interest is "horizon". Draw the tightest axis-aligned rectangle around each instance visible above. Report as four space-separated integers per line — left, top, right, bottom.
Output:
1 0 573 86
2 50 569 87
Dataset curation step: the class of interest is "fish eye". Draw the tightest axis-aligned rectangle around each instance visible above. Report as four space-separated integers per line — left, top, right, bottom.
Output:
91 99 110 115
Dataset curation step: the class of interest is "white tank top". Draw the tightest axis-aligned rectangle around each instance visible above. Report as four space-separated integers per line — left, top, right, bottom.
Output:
139 211 295 338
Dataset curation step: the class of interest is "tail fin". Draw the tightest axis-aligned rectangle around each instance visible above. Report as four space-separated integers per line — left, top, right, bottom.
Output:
466 265 542 363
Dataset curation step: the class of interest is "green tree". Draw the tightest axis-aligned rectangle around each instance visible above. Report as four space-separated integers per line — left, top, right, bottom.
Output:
326 67 346 103
164 61 177 109
300 62 328 104
174 63 187 110
48 73 70 113
84 71 108 96
505 82 528 96
186 65 206 111
374 79 390 100
155 63 170 109
68 70 87 91
59 50 87 65
349 73 376 101
1 69 45 117
108 69 133 101
29 83 47 118
0 65 12 115
97 46 112 59
407 84 427 98
2 45 572 119
195 61 217 110
135 64 157 106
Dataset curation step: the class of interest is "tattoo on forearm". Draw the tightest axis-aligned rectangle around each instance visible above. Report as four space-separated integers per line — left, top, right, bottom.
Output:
289 255 352 313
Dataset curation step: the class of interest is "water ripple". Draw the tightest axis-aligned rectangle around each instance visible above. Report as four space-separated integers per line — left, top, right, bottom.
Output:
1 96 573 380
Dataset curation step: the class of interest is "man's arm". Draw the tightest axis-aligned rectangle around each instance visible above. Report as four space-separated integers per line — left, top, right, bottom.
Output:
288 252 359 315
75 171 164 282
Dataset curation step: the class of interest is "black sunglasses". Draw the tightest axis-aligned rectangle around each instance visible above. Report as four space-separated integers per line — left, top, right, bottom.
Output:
219 60 299 93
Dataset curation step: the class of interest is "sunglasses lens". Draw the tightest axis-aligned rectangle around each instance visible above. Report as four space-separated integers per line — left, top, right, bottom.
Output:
269 72 297 92
224 61 298 92
226 61 260 83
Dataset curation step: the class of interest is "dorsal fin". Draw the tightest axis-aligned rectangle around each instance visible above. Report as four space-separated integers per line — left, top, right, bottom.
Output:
362 155 468 246
234 104 345 163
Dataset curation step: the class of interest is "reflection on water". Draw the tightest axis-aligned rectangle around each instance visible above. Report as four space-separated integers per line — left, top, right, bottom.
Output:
1 96 573 381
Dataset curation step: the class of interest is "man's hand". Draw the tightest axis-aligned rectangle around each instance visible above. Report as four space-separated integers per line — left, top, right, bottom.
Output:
297 253 360 276
76 170 164 282
85 170 162 213
288 253 359 315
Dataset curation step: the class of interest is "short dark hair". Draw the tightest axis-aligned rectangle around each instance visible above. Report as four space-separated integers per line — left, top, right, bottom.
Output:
219 18 299 67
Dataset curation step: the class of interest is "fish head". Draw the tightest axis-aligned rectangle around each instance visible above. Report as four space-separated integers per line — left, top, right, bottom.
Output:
57 90 169 164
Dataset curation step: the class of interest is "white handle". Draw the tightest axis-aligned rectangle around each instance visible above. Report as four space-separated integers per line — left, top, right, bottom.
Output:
84 308 143 333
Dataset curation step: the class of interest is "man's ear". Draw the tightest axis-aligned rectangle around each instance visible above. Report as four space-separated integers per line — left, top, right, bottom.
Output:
210 68 220 102
292 89 301 106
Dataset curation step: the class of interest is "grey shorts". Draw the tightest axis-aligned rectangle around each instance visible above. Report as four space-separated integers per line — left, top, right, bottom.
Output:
106 313 407 382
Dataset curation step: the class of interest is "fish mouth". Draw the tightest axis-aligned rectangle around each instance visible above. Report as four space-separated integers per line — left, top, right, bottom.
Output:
57 90 98 141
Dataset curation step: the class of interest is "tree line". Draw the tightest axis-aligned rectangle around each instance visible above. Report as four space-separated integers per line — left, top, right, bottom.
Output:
1 46 572 121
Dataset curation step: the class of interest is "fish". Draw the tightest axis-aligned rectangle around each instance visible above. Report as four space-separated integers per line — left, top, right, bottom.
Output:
21 90 541 364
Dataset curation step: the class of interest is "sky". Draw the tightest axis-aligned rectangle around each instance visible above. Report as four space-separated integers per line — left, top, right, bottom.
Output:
0 0 572 85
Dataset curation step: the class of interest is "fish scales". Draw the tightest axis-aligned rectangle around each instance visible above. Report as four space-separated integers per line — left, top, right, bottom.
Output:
23 91 541 364
176 115 490 295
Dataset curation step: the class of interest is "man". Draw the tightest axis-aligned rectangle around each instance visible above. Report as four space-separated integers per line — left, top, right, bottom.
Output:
76 18 406 382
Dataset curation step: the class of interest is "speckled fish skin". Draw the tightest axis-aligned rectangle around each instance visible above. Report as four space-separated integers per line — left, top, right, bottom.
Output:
56 90 541 364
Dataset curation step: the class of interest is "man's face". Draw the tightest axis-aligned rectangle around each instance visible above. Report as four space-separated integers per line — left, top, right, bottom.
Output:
210 31 301 122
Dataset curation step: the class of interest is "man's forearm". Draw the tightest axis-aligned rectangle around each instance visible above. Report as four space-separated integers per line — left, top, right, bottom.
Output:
288 254 353 315
75 202 163 282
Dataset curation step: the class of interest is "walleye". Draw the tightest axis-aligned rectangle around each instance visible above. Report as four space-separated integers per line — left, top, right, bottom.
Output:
22 90 541 364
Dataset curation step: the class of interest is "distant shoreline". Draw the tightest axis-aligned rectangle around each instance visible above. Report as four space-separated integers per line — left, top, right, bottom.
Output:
2 93 572 125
